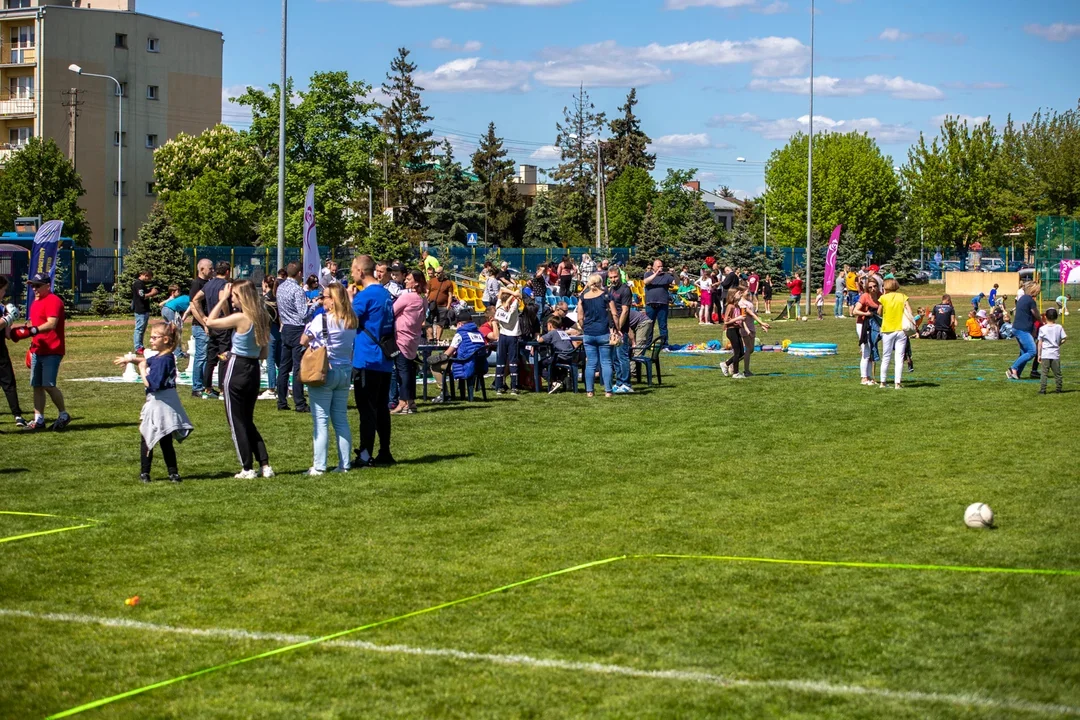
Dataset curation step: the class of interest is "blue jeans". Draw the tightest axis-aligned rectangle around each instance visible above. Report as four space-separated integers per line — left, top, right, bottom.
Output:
615 332 631 386
190 324 207 393
644 304 668 347
308 366 353 471
583 334 614 393
266 324 281 389
1011 329 1037 375
277 324 307 410
834 292 843 317
133 313 149 351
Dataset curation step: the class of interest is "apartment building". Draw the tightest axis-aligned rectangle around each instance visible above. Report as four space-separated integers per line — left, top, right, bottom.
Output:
0 0 221 248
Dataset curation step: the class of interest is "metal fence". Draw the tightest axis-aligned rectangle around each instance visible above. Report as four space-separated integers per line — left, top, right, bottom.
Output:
1034 215 1079 301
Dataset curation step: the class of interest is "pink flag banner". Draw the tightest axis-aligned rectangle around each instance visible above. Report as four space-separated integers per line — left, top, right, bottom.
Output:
822 224 842 295
1061 259 1080 286
302 184 319 281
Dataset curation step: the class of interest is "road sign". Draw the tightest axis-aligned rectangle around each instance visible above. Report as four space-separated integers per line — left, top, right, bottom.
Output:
467 233 479 246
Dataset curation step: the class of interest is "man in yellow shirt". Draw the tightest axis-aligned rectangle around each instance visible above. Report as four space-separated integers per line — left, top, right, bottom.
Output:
421 249 441 275
844 267 859 316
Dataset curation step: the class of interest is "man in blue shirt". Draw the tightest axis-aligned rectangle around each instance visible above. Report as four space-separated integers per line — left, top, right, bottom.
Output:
351 255 396 467
642 259 676 348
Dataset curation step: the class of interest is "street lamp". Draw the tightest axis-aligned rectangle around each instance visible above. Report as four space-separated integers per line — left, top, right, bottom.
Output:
69 63 123 270
737 157 768 252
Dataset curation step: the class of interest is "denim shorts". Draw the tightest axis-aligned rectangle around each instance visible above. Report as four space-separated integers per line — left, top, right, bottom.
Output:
30 353 62 388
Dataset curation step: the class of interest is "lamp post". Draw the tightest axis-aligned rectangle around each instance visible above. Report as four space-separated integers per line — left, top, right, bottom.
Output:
805 0 815 317
277 0 288 271
737 157 768 252
69 63 123 270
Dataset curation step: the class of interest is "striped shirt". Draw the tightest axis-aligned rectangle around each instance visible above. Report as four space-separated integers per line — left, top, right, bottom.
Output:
276 278 310 327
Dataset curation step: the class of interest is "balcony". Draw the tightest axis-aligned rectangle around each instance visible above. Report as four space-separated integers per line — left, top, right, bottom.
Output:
0 90 34 117
0 42 36 67
0 143 25 168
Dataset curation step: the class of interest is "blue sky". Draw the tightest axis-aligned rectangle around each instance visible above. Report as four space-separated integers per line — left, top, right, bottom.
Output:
141 0 1079 198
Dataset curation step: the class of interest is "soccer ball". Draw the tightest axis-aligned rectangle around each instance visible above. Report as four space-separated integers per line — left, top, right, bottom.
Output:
964 503 994 528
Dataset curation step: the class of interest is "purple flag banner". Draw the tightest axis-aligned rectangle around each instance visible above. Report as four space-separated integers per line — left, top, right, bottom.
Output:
822 224 842 295
26 219 64 316
302 184 320 281
1060 259 1080 286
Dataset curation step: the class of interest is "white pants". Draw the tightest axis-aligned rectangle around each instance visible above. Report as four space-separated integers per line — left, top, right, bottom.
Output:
880 331 907 385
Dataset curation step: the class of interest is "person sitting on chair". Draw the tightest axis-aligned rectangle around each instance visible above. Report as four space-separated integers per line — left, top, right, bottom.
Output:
426 308 488 404
539 316 580 393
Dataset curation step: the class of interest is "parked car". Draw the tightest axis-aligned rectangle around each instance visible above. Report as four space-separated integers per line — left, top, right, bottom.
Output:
979 258 1006 272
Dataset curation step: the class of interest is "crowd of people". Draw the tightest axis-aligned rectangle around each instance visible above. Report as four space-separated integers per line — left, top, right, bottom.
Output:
0 250 1070 483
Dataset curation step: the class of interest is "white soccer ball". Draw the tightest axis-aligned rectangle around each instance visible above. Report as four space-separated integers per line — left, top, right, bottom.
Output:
964 503 994 529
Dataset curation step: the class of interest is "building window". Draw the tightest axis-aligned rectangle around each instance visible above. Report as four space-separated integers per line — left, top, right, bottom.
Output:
113 131 127 146
145 182 156 196
5 0 32 9
8 76 33 98
115 33 128 49
147 37 160 53
8 127 32 146
113 181 127 196
115 82 128 97
146 85 159 100
145 134 158 148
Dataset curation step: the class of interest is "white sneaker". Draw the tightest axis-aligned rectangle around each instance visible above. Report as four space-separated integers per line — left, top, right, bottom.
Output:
732 373 746 379
307 467 325 477
258 389 277 400
331 466 349 473
548 381 562 395
720 363 730 377
234 469 257 479
261 466 276 478
621 384 634 393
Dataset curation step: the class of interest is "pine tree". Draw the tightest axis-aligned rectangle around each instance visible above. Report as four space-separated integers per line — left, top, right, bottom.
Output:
426 140 482 246
677 199 718 267
90 283 113 317
523 191 561 248
607 88 654 180
628 204 667 275
116 204 190 303
726 220 782 276
380 48 436 235
553 85 606 240
470 122 520 246
356 215 413 265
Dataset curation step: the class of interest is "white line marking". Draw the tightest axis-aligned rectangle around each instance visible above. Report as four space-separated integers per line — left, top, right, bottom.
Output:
2 608 1077 716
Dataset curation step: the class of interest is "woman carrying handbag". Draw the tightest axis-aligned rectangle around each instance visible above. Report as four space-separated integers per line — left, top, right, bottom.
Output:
578 272 621 397
300 284 358 475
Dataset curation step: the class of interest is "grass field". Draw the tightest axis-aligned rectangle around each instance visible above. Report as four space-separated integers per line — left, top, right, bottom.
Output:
2 297 1079 719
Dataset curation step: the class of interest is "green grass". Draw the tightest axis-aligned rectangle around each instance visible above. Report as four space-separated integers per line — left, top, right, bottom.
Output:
1 301 1079 719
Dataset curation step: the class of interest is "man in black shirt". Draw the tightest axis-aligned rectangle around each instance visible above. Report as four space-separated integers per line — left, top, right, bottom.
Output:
187 258 213 396
932 294 957 340
190 261 232 398
608 265 634 393
131 270 159 352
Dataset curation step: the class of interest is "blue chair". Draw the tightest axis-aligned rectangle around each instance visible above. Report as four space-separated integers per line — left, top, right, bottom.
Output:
631 338 665 386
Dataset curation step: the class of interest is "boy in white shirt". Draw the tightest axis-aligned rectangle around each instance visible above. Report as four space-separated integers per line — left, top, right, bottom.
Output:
1036 307 1067 394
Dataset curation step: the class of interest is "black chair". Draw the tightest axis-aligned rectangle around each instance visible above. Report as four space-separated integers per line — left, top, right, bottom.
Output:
631 337 665 386
443 356 488 402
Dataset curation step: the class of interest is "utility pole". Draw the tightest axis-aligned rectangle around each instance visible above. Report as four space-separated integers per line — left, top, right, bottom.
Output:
595 142 602 250
61 88 83 170
805 0 815 317
276 0 287 271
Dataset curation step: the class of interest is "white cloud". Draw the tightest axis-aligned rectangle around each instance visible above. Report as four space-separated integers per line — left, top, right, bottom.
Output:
431 37 484 52
1024 23 1080 42
756 1 789 14
665 0 754 8
221 84 258 125
648 133 713 152
878 28 965 44
416 58 533 92
931 113 990 127
530 145 561 161
637 36 809 76
709 113 917 144
748 74 944 100
534 61 671 88
360 86 394 107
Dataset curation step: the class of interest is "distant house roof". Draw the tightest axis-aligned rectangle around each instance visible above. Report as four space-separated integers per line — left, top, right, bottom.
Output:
697 188 742 212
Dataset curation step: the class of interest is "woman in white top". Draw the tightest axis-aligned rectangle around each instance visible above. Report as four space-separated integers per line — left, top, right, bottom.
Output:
493 286 522 394
300 283 358 475
695 269 713 325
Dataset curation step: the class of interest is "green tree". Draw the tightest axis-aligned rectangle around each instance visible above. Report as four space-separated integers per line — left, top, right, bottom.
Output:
116 204 189 302
355 215 412 264
89 283 112 317
380 48 436 236
605 166 655 248
470 122 520 246
653 168 697 247
628 203 667 275
677 198 718 266
154 125 270 247
766 131 902 256
1020 100 1080 218
523 191 561 248
902 117 1003 268
553 85 606 240
426 140 482 246
0 137 91 246
234 72 382 251
606 88 654 180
